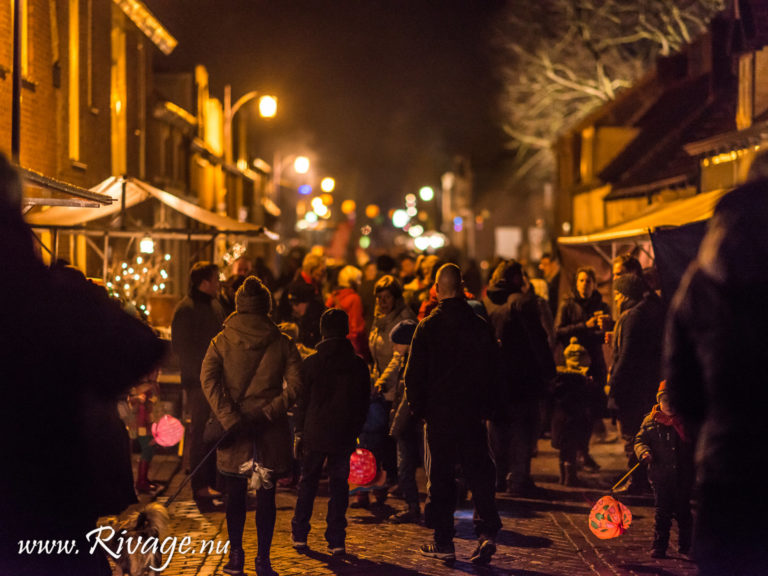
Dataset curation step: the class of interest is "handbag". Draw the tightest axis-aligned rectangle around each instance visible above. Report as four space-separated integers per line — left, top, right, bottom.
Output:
203 340 273 445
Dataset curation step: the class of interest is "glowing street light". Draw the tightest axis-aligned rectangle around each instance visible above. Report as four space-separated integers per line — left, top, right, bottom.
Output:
321 177 335 192
392 209 409 228
294 156 310 174
408 225 424 238
365 204 380 219
258 95 278 118
224 85 278 165
341 199 356 215
419 186 435 202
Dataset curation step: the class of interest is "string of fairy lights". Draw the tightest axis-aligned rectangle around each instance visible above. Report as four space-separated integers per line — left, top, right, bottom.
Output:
106 252 172 316
103 241 246 318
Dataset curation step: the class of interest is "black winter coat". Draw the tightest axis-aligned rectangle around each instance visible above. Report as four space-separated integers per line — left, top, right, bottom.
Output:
609 294 665 423
634 410 694 487
0 207 166 562
294 337 370 453
171 288 224 389
550 368 591 450
487 287 556 403
404 297 499 431
666 178 768 488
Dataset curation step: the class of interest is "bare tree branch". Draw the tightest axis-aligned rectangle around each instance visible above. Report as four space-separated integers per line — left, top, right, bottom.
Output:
494 0 725 191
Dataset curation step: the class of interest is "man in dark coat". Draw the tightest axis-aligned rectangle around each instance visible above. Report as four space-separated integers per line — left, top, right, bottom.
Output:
171 261 224 503
539 252 561 317
665 171 768 576
608 272 665 493
486 260 556 495
405 264 501 565
0 154 166 576
290 309 370 555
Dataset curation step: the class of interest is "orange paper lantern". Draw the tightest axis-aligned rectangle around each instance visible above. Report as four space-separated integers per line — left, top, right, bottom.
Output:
348 448 377 485
589 495 633 539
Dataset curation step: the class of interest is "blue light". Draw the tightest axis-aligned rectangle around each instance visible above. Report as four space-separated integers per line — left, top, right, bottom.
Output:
453 216 463 226
298 184 312 195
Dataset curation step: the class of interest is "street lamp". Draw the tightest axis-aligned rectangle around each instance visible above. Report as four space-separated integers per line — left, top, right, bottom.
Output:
223 84 277 165
321 177 335 192
419 186 435 202
293 156 310 175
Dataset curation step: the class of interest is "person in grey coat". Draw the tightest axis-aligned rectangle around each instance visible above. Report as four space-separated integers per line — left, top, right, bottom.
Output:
201 276 302 576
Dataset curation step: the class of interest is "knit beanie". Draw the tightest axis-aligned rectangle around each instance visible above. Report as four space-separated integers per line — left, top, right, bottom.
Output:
320 308 349 338
564 337 591 370
235 275 272 314
390 319 417 345
613 273 645 301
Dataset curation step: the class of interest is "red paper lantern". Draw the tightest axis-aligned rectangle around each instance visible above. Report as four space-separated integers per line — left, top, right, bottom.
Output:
589 495 633 539
151 415 184 447
348 448 377 486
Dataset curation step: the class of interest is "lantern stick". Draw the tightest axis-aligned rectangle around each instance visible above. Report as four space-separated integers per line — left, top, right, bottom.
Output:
610 463 640 493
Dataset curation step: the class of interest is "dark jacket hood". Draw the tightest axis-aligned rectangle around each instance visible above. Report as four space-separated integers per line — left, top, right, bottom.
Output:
698 179 768 286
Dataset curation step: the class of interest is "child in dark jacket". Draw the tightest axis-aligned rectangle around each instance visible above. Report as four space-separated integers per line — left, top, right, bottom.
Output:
291 309 371 555
551 338 592 486
634 380 695 558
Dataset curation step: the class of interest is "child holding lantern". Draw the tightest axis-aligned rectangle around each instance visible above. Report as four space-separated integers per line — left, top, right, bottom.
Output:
634 380 695 558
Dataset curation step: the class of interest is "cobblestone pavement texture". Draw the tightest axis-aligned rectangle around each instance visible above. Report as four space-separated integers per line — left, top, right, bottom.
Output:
115 423 698 576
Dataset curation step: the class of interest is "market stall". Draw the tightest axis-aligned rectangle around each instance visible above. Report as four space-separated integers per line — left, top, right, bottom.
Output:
557 188 727 304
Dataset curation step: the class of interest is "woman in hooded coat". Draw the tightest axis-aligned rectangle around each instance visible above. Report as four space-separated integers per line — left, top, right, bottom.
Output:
201 276 302 576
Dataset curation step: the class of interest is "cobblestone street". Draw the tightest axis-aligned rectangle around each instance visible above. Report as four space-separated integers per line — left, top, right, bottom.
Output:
125 426 697 576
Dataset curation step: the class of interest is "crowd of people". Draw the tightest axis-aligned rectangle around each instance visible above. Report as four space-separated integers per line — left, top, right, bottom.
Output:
166 235 685 575
2 143 767 576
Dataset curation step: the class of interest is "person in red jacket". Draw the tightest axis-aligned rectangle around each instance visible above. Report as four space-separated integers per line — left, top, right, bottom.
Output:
326 265 368 358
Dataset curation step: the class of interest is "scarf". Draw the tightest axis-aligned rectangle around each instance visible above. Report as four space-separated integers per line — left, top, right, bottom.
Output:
651 405 689 443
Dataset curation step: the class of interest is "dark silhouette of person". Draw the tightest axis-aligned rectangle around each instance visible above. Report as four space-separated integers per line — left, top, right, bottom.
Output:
201 276 302 576
171 261 225 504
405 263 501 565
291 309 370 554
665 163 768 575
0 153 166 576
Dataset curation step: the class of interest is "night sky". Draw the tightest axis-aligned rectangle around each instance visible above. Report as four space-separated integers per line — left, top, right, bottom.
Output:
146 0 507 211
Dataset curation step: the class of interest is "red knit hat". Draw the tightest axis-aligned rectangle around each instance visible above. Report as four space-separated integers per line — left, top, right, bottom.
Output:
656 380 668 402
